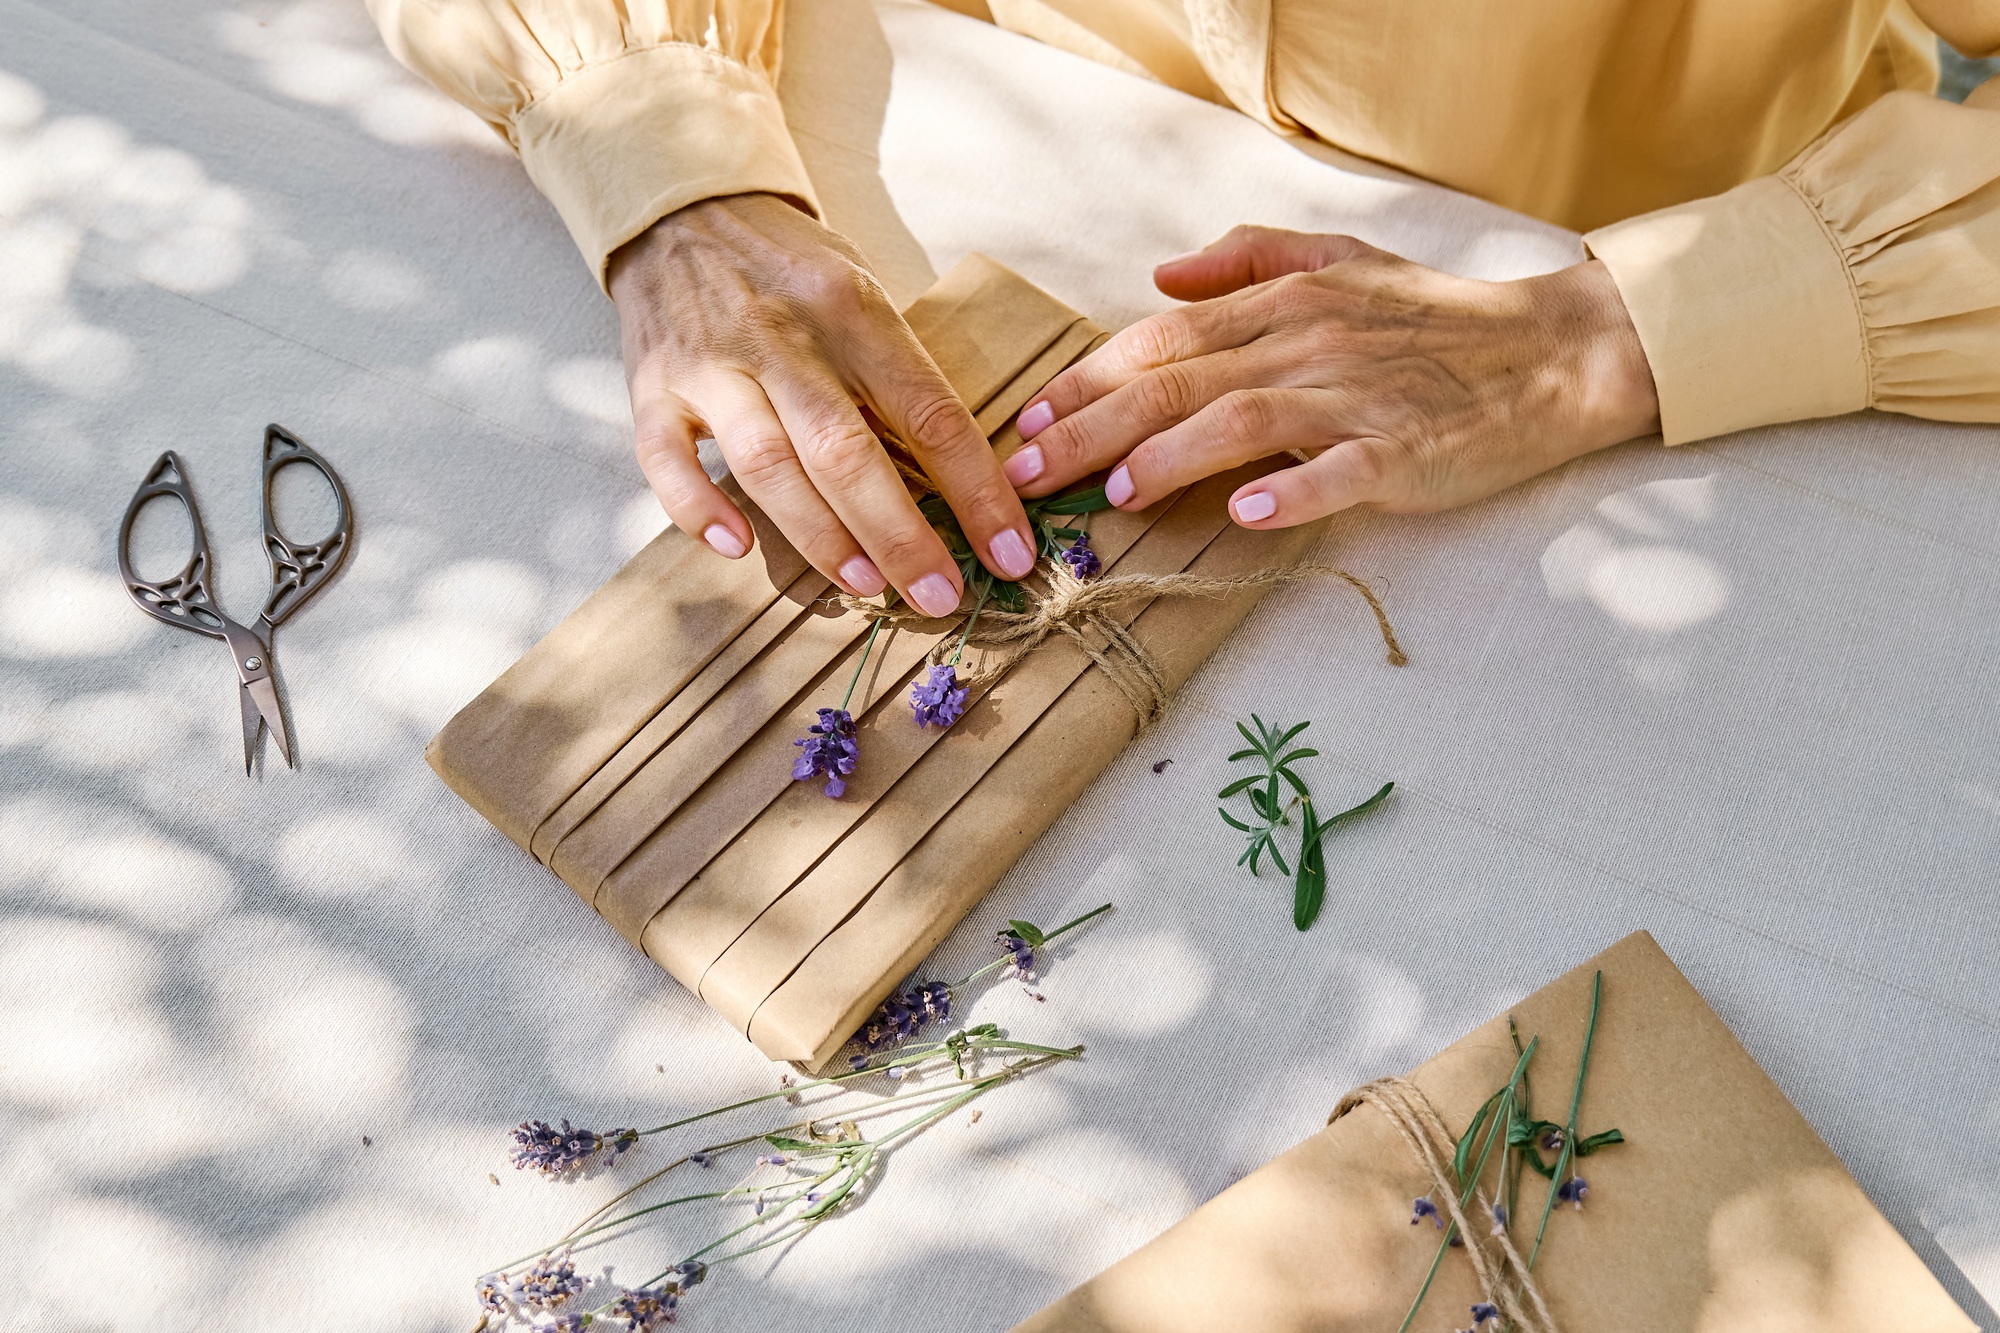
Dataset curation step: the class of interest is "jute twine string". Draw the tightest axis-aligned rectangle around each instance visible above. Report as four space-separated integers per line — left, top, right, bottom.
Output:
837 560 1406 730
1331 1077 1558 1333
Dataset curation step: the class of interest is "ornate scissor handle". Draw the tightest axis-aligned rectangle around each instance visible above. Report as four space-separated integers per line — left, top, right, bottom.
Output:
117 451 232 640
258 424 353 629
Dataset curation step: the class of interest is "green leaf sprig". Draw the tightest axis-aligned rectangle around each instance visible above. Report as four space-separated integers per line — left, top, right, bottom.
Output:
1217 715 1394 930
918 485 1111 614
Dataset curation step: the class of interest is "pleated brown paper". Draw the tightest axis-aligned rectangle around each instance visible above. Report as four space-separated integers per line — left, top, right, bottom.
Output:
427 255 1328 1069
1013 931 1976 1333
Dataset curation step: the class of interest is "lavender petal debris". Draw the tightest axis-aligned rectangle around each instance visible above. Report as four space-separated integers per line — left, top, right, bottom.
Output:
1061 533 1101 578
509 1120 639 1177
909 663 969 729
792 707 859 798
1410 1196 1440 1228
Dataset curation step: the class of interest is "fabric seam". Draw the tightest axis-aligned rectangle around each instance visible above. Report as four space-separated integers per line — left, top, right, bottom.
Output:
512 40 768 133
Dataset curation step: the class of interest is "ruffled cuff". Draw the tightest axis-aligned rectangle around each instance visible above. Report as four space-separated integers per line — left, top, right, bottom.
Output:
514 43 820 293
1584 175 1869 445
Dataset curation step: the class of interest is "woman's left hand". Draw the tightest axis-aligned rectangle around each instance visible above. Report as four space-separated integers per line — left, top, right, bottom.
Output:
1003 227 1661 527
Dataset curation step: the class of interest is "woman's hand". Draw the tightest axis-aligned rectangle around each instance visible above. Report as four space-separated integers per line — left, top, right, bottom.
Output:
608 192 1036 618
1002 227 1661 527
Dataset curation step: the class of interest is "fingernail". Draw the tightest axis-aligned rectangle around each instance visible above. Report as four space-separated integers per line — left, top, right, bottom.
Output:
703 524 747 559
1106 465 1135 508
1003 445 1044 487
989 527 1035 579
1233 491 1278 523
1017 401 1054 439
1158 250 1204 267
840 555 887 596
908 572 961 618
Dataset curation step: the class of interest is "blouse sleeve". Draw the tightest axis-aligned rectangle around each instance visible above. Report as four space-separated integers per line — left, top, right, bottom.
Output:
1584 83 2000 444
365 0 818 291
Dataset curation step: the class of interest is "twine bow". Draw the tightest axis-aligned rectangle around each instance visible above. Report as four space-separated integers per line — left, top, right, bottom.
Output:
1331 1077 1559 1333
838 561 1406 730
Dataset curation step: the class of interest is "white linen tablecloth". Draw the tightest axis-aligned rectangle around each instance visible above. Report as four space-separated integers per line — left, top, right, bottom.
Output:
3 2 1997 1328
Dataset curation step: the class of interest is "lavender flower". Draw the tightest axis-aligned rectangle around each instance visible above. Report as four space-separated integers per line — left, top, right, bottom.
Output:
475 1273 509 1315
909 663 968 729
688 1150 713 1168
1541 1128 1564 1152
539 1317 587 1333
1557 1176 1589 1210
509 1120 639 1177
1061 533 1101 579
1471 1302 1500 1323
671 1260 707 1291
1489 1202 1509 1234
510 1250 584 1310
792 707 859 798
608 1284 679 1330
1410 1196 1440 1228
998 931 1036 978
757 1153 791 1167
885 1065 907 1081
859 980 953 1049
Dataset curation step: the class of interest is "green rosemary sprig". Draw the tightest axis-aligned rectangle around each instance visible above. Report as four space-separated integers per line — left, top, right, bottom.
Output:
1218 716 1394 930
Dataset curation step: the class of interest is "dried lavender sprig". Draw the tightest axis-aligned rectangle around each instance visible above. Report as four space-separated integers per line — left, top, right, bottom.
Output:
949 902 1114 989
595 1049 1080 1315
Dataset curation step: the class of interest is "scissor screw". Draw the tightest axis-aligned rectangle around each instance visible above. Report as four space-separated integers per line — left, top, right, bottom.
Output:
245 657 263 670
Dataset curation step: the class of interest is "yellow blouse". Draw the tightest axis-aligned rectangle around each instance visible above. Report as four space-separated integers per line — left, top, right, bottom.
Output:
365 0 2000 445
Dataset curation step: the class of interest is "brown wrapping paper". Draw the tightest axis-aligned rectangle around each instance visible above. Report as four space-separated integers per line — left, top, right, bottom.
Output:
427 255 1333 1068
1013 931 1975 1333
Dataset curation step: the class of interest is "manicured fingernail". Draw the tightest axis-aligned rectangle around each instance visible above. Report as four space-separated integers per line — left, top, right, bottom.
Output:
1106 465 1135 508
1233 491 1277 522
989 527 1035 578
840 555 886 596
1158 250 1204 267
908 572 961 618
703 524 747 559
1003 444 1044 487
1017 401 1054 438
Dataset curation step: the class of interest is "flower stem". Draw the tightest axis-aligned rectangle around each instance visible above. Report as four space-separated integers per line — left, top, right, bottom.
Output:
948 580 991 667
1528 969 1603 1270
840 615 887 711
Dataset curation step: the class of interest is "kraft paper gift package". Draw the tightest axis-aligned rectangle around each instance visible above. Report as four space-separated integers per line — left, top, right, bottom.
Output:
428 254 1335 1069
1015 931 1975 1333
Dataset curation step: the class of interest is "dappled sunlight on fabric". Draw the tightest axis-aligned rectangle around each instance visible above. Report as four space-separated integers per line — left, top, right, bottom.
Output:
0 797 237 929
0 917 171 1107
223 1194 477 1333
43 687 200 770
1542 475 1731 646
548 355 632 427
215 0 501 152
319 246 433 311
1057 928 1213 1036
276 808 439 897
617 490 673 557
28 1195 226 1330
0 562 149 658
201 916 415 1123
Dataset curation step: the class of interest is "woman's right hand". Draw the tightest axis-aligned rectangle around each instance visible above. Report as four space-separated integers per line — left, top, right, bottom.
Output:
607 192 1036 618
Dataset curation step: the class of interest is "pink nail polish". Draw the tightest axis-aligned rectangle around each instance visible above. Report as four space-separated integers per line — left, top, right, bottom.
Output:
1233 491 1277 523
840 555 887 596
1003 445 1045 487
1017 401 1054 438
908 572 961 618
989 527 1034 578
1105 465 1135 508
703 524 747 559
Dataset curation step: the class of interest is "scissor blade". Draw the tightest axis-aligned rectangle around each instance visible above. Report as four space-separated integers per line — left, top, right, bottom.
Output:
245 676 292 767
238 682 262 774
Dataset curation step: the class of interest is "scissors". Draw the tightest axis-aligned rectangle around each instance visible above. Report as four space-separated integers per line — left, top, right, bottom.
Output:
116 424 353 773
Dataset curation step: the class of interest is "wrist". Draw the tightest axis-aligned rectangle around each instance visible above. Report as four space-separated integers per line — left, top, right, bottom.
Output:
1534 260 1662 455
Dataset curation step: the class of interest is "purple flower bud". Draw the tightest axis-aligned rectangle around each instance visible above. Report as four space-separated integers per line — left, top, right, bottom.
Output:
508 1249 585 1310
689 1150 714 1168
850 1054 870 1071
509 1119 634 1177
757 1153 790 1166
1541 1128 1565 1152
909 663 969 729
886 1066 906 1081
1471 1302 1500 1323
1489 1202 1508 1234
792 707 859 798
1557 1176 1589 1209
1410 1197 1440 1228
1061 533 1101 579
806 1191 823 1203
